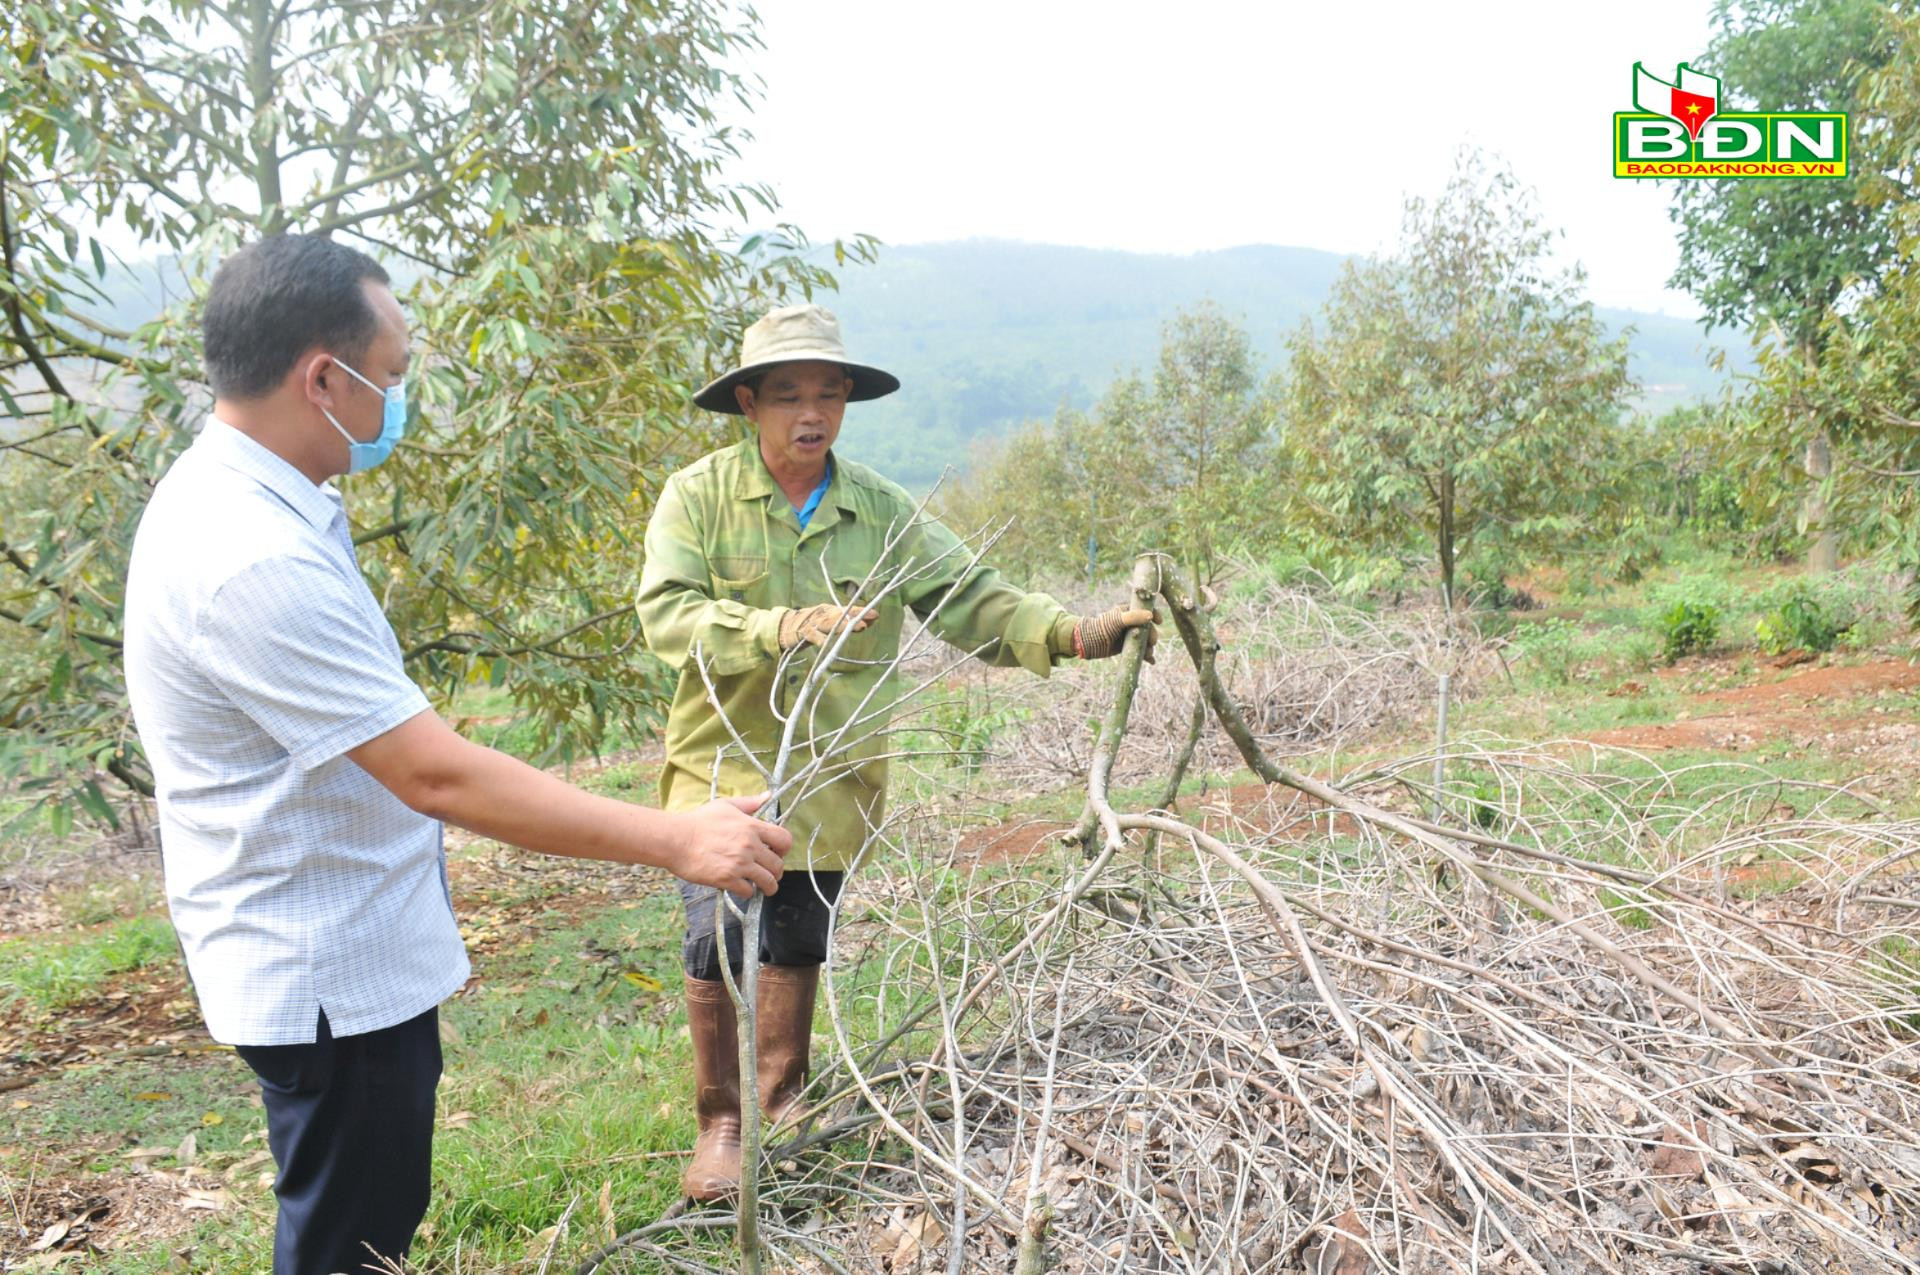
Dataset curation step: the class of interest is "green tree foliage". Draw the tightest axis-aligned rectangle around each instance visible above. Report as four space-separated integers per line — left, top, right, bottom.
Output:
1141 305 1277 583
1712 6 1920 602
1669 0 1896 344
1734 7 1920 604
938 303 1278 587
1666 0 1898 570
1282 155 1636 605
0 0 864 821
1615 402 1811 565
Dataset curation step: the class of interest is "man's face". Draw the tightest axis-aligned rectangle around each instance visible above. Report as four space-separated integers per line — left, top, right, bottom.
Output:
325 280 411 447
736 360 851 474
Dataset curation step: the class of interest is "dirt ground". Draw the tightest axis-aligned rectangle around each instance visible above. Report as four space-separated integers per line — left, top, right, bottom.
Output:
957 654 1920 865
1583 655 1920 763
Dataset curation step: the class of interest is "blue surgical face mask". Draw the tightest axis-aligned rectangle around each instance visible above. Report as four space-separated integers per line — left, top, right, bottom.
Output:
320 356 407 473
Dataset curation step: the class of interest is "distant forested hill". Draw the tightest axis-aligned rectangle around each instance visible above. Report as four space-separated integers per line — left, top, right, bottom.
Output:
53 239 1746 491
821 240 1749 490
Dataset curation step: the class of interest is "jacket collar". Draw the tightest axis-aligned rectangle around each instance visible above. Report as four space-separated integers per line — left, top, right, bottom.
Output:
731 439 858 519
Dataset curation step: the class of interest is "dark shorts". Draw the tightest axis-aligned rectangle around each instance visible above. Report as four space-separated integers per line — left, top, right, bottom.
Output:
680 871 845 981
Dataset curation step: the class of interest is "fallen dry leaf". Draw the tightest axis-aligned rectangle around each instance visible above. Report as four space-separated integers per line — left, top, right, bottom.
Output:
224 1149 275 1181
181 1186 230 1212
1308 1210 1370 1275
887 1210 944 1271
524 1223 561 1261
27 1218 71 1252
1648 1120 1709 1180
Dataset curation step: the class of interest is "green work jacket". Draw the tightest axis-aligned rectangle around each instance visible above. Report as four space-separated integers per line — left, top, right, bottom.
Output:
635 440 1074 871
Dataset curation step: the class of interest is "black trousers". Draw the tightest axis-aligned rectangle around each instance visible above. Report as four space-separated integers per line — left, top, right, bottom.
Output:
680 871 845 981
235 1007 442 1275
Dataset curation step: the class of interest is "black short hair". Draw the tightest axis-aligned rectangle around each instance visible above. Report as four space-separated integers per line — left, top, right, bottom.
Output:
202 234 391 400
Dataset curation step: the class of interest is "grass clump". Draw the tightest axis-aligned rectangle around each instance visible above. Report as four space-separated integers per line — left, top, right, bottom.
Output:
0 912 178 1014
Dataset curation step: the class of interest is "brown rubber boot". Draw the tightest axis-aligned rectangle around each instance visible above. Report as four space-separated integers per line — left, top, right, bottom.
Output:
756 964 821 1129
681 975 742 1200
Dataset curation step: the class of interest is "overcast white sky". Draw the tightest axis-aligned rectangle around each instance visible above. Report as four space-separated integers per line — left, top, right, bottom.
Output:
727 0 1720 317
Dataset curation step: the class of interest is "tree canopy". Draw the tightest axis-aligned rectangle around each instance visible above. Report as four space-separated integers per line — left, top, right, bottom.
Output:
937 302 1278 588
1666 0 1897 347
1663 0 1899 571
1284 155 1636 604
0 0 866 826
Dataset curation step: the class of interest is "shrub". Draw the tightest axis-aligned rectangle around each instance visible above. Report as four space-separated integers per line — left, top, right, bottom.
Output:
1466 776 1505 832
1513 619 1661 685
1511 617 1584 685
1754 585 1847 656
1753 580 1852 656
1657 600 1719 663
929 695 1028 779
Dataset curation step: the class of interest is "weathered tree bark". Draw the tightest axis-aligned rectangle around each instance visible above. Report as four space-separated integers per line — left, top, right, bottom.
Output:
1805 430 1838 573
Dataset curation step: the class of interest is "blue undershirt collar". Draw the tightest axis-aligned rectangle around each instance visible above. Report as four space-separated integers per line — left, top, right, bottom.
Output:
794 457 834 530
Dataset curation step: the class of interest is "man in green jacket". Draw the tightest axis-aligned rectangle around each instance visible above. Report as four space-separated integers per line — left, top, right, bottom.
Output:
635 304 1153 1199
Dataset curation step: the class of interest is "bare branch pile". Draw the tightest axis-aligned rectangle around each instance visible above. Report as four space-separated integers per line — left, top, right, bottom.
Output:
592 552 1919 1274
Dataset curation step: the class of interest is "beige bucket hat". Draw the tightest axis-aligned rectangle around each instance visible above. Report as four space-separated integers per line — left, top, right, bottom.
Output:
693 304 900 414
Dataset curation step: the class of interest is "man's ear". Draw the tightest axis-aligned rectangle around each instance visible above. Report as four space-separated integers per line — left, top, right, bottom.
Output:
302 352 339 411
732 381 756 416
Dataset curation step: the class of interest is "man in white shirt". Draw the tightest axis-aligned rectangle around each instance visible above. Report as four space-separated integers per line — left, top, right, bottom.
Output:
123 233 789 1275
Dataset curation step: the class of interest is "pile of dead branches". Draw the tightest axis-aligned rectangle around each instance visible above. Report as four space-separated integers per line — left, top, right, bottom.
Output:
581 552 1919 1274
913 569 1502 790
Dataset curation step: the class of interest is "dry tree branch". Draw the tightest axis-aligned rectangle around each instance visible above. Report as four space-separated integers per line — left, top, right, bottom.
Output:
581 549 1920 1275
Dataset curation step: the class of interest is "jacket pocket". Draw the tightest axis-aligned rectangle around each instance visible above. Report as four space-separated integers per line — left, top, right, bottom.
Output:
709 555 770 608
818 533 903 668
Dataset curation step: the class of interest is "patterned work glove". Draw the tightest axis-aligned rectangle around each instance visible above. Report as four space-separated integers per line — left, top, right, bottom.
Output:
1073 605 1158 661
778 603 876 651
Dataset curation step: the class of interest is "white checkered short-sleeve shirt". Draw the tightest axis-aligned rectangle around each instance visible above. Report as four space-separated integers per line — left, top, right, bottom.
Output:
124 419 468 1046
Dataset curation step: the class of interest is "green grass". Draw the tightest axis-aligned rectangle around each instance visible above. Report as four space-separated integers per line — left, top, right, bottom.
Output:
0 912 178 1015
1596 887 1658 930
427 894 695 1256
1867 935 1920 1032
33 875 842 1271
574 759 658 800
5 1050 264 1167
